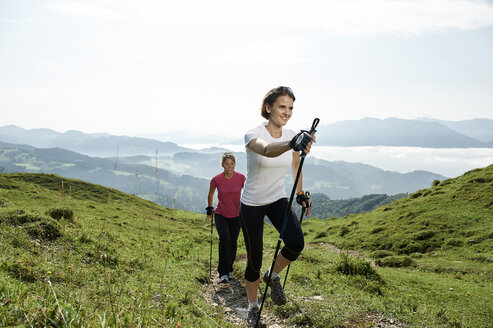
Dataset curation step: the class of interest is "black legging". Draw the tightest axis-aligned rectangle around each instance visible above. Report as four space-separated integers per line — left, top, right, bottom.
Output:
214 214 241 277
240 198 304 282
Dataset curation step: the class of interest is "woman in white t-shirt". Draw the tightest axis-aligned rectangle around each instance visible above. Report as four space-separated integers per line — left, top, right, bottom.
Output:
240 86 313 327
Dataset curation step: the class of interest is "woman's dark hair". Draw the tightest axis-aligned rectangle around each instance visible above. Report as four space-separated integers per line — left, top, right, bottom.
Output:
260 86 296 119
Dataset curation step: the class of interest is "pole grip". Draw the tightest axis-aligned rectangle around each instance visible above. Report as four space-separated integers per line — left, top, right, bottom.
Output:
309 118 320 135
301 118 320 158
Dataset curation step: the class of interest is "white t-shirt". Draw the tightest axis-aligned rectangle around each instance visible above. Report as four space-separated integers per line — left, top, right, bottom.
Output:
241 122 297 206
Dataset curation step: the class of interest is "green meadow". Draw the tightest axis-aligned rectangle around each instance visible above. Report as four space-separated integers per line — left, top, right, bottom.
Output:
1 165 492 327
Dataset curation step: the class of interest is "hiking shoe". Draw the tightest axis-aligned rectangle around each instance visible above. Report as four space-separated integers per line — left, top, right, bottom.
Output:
228 272 234 280
247 306 266 328
263 271 287 305
219 275 229 283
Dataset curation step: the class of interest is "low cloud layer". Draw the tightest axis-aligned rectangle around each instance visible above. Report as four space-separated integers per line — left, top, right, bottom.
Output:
311 146 493 177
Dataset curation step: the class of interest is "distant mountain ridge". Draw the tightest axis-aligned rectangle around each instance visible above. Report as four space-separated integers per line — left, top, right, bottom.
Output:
417 118 493 143
315 118 493 148
0 142 446 211
0 125 189 157
2 118 492 151
134 118 493 147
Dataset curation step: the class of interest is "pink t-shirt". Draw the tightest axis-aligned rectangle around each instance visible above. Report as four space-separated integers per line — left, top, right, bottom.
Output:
210 171 246 218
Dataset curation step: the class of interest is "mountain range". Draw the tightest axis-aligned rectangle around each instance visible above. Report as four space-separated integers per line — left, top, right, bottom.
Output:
0 125 188 157
7 118 491 213
314 117 493 148
135 118 493 147
0 141 446 212
2 117 493 152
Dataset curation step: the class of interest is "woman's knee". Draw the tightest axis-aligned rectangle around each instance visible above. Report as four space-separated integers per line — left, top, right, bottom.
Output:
281 237 304 261
285 232 304 252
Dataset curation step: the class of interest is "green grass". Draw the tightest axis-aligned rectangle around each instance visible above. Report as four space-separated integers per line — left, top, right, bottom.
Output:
1 165 492 327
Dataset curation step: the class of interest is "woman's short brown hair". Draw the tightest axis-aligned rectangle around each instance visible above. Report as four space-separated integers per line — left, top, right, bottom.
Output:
221 152 236 166
260 86 296 119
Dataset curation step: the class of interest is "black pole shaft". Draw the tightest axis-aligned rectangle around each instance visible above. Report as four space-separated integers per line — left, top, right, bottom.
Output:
256 155 306 328
283 206 306 289
210 213 213 279
255 118 319 328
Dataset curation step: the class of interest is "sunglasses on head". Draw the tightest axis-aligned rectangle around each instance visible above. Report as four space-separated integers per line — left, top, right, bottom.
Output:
266 86 295 102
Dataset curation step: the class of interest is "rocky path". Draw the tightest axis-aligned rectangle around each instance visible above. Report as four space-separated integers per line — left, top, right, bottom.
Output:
202 243 406 327
203 275 295 327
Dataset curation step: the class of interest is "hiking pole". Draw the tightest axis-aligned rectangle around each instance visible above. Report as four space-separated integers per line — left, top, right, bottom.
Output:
283 191 310 289
256 118 319 328
209 212 214 279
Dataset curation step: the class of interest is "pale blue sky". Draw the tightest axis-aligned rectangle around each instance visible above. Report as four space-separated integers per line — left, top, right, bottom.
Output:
1 0 493 137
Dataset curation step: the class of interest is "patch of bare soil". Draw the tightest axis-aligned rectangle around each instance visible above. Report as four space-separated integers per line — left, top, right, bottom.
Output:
314 242 376 265
202 272 406 328
203 274 295 327
338 312 406 328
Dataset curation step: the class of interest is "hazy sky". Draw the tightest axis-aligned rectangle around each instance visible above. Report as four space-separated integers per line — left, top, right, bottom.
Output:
1 0 493 137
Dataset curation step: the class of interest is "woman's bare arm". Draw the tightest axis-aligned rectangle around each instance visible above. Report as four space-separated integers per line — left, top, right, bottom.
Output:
246 138 291 157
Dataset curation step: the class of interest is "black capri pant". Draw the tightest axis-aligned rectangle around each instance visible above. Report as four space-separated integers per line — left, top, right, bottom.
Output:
214 214 241 277
240 197 304 282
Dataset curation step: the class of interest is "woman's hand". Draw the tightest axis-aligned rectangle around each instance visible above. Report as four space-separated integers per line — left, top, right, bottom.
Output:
206 206 214 219
296 191 311 216
289 131 313 152
303 135 315 155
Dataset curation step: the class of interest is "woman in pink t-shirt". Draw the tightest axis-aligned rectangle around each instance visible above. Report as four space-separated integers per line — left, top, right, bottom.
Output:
207 152 246 283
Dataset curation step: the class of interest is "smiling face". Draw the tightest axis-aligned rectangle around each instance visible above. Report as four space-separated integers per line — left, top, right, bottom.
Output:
222 158 236 176
265 95 293 128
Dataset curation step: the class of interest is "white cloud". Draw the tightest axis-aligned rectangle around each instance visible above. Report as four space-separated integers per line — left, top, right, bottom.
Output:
0 17 33 24
47 0 493 36
189 36 310 64
312 146 493 177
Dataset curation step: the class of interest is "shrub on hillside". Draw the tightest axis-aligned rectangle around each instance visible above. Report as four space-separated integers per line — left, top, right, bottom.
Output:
376 256 415 268
46 207 74 222
371 226 385 234
1 257 41 283
370 250 394 259
339 226 351 237
9 228 33 250
2 209 41 225
445 238 463 247
413 230 435 240
24 217 62 241
397 240 441 254
335 253 382 281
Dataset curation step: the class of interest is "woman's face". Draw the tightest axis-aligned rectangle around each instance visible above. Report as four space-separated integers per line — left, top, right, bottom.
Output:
222 158 235 175
266 95 293 127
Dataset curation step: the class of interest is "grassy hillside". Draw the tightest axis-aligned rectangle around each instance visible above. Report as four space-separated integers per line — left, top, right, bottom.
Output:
0 144 209 212
1 166 492 327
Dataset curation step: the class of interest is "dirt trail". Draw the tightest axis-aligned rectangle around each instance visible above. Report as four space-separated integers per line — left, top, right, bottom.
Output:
317 242 376 265
202 243 405 327
203 275 297 327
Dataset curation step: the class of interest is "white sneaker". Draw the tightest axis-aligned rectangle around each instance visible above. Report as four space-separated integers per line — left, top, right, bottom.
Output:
219 275 229 283
228 272 234 280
